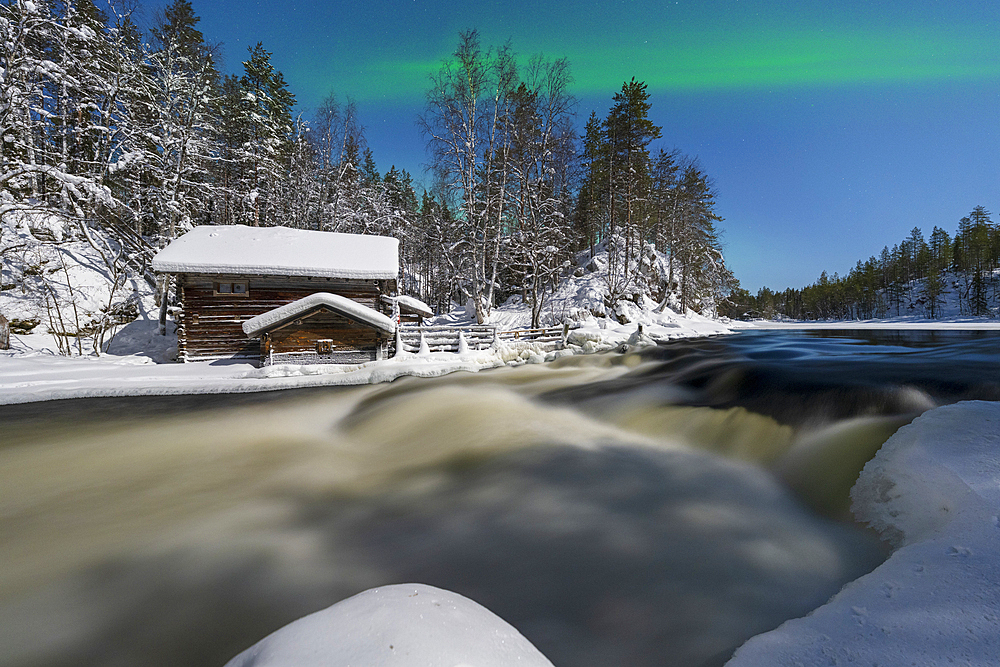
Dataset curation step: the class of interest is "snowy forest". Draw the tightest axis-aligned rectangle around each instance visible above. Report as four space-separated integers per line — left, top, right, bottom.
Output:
0 0 735 331
733 205 1000 320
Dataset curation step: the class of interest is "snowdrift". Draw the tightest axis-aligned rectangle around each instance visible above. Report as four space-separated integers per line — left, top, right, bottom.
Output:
224 584 554 667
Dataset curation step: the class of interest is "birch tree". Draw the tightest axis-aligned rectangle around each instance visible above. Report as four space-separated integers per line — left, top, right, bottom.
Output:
420 29 517 323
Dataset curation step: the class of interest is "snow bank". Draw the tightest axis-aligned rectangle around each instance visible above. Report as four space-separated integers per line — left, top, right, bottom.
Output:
225 584 554 667
726 401 1000 666
0 209 155 349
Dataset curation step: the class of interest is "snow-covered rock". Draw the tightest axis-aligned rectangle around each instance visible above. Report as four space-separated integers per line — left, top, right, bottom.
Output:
224 584 554 667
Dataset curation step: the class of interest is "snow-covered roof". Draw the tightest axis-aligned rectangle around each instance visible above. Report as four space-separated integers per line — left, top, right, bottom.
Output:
242 292 395 338
383 294 434 318
152 225 399 280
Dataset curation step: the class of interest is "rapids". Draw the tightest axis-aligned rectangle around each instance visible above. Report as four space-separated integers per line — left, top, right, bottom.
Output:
1 329 998 667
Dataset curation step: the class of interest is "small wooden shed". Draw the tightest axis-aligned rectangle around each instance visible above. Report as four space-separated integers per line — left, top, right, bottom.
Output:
152 225 399 364
243 293 395 365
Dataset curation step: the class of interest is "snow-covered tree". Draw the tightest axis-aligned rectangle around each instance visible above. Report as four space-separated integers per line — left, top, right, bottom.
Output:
144 0 220 239
237 41 294 227
420 30 519 323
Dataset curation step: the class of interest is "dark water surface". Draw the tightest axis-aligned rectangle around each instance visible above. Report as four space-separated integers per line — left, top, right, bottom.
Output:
1 330 998 667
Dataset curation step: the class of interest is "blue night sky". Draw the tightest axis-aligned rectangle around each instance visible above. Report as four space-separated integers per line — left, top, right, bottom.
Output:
134 0 999 292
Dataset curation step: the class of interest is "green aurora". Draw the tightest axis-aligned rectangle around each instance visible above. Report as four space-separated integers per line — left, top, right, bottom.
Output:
287 19 998 105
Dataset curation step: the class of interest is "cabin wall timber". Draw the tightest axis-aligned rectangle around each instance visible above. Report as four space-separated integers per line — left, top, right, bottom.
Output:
174 273 394 362
261 307 387 365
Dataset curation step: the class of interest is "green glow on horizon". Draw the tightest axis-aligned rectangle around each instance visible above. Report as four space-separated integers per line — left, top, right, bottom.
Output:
297 24 998 107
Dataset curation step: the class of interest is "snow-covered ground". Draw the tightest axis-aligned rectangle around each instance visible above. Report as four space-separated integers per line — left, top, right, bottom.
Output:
0 310 731 405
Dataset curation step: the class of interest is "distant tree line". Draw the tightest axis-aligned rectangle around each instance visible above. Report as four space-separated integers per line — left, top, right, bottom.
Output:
730 206 1000 320
0 1 736 326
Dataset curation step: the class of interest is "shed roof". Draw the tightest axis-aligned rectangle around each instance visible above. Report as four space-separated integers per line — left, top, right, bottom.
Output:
152 225 399 280
383 294 435 318
242 292 396 338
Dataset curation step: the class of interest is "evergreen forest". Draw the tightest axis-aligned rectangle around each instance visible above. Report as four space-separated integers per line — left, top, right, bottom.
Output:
730 206 1000 320
0 0 735 326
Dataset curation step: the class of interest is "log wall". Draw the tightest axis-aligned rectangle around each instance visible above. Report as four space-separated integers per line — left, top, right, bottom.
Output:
176 273 393 362
265 308 384 364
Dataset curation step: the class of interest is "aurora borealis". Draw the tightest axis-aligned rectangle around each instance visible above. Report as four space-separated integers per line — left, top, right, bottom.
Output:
136 0 999 290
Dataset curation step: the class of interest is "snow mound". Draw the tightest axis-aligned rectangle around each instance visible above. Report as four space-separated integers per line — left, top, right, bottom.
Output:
224 583 554 667
726 401 1000 666
852 401 1000 548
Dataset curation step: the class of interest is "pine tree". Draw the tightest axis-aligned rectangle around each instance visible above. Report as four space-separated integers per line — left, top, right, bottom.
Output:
599 79 661 305
212 74 249 225
238 42 295 226
574 111 605 256
929 226 952 273
921 266 945 319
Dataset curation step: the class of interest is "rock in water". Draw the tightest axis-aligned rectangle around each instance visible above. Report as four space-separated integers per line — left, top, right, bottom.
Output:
225 584 554 667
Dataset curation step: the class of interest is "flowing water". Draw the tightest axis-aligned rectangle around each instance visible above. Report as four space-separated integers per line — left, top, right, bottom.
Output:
1 330 999 667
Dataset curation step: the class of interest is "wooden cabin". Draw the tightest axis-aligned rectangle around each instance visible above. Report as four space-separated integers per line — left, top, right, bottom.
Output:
152 225 398 364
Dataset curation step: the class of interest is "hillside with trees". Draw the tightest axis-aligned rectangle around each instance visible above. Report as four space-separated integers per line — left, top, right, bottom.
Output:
1 0 737 345
730 206 1000 320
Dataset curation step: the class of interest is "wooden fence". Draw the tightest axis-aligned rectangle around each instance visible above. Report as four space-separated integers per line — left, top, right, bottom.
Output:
396 324 497 353
396 323 570 354
497 325 567 345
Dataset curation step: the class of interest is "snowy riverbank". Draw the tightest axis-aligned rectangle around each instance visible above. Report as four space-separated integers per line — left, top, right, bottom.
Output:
726 400 1000 666
4 310 1000 406
0 309 731 405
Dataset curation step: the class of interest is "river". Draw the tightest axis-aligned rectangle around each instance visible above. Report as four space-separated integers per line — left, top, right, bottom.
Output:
1 329 998 667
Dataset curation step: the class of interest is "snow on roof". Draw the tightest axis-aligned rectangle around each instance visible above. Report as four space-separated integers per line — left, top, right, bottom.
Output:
383 294 434 317
242 292 395 338
152 225 399 280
